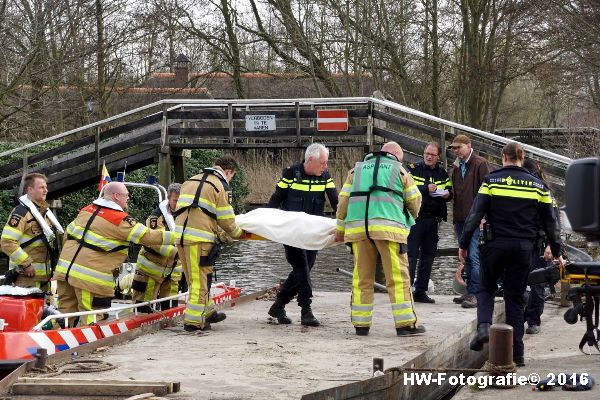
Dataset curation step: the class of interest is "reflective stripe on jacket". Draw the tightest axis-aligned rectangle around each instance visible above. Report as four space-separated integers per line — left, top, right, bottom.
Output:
1 202 53 284
336 154 421 243
54 202 178 297
175 166 242 245
267 163 338 215
137 207 181 281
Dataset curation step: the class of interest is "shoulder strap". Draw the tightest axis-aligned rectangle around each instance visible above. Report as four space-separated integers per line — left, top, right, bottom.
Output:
178 169 223 246
65 205 103 283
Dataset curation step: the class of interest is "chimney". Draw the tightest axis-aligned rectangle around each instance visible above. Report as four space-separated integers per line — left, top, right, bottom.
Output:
174 54 190 88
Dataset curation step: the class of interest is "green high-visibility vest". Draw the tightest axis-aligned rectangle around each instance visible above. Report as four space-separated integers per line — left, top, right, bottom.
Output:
346 154 415 228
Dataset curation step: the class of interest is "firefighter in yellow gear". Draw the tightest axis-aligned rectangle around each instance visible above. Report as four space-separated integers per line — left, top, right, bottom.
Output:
175 155 245 332
335 142 423 336
53 182 178 326
1 173 62 290
132 183 182 311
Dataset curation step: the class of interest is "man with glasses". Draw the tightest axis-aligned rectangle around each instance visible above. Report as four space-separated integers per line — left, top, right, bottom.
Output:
54 182 179 326
448 135 492 308
407 143 452 303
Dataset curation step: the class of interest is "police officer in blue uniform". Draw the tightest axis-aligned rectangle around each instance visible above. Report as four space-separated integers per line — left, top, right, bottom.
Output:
266 143 338 326
407 142 452 303
459 142 561 367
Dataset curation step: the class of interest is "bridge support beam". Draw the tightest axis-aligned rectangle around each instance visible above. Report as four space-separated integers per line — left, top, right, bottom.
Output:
158 150 171 188
172 150 186 183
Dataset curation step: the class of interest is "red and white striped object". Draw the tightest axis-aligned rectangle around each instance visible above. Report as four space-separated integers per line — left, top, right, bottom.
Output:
316 109 348 132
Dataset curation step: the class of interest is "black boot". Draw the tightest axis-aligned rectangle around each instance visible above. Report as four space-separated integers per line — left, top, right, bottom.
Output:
268 299 292 324
469 323 490 351
205 311 226 324
301 306 320 327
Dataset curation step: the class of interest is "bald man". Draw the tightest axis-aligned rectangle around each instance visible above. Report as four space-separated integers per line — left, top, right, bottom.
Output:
54 182 179 326
336 142 424 336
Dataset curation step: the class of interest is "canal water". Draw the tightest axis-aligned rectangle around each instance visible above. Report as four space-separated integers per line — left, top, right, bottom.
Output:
214 217 459 295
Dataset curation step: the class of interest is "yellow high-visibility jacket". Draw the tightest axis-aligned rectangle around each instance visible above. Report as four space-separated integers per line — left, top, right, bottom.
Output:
54 199 178 297
175 166 242 245
136 206 181 281
1 201 53 286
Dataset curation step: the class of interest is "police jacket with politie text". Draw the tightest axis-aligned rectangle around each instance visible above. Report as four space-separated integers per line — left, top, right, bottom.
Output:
1 200 55 285
54 198 179 297
267 162 338 216
407 161 452 221
458 165 561 257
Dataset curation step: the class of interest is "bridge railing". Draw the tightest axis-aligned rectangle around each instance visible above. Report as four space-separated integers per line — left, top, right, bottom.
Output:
0 97 572 198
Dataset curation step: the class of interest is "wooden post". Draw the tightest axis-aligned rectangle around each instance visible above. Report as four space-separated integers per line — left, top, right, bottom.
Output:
172 150 186 184
95 126 101 173
295 101 301 146
366 100 374 151
228 103 234 147
440 124 447 169
17 150 28 196
158 106 171 188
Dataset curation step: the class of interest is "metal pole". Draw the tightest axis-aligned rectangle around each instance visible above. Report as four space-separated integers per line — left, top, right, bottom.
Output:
336 267 387 292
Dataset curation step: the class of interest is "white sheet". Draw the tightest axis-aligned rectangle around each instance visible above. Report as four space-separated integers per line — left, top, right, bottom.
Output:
235 208 338 250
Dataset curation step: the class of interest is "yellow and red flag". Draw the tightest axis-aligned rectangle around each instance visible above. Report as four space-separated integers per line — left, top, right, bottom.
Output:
98 162 112 191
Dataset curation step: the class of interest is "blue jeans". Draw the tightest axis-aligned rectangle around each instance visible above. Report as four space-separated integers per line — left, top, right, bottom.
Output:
454 222 481 295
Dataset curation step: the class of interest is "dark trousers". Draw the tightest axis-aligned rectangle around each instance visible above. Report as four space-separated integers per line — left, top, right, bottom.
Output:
477 238 533 359
525 252 550 326
408 217 439 294
277 245 317 307
454 222 481 295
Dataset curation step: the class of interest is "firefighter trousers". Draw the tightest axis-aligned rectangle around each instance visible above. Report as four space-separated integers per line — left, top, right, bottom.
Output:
178 242 215 329
131 269 179 310
351 239 418 329
56 280 112 326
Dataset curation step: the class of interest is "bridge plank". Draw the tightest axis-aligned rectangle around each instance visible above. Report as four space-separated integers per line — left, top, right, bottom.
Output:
169 141 368 149
49 148 158 198
168 126 367 139
0 113 162 177
373 109 442 137
0 131 161 189
167 108 369 120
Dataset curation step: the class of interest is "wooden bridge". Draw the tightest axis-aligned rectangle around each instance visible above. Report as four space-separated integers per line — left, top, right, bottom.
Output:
0 97 572 200
495 127 599 149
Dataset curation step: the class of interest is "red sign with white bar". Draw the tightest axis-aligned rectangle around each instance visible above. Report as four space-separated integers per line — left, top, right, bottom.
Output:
317 109 348 132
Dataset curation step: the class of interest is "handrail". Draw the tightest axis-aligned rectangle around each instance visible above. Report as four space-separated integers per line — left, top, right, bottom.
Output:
0 98 373 158
1 96 572 168
0 108 164 159
370 98 572 166
32 291 189 331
